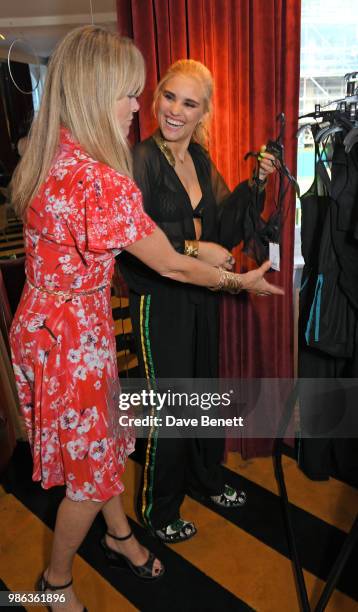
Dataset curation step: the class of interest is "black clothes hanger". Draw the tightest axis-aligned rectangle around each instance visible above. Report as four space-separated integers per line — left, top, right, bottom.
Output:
245 113 300 197
315 123 344 144
299 104 358 154
242 113 299 265
299 70 358 146
343 126 358 153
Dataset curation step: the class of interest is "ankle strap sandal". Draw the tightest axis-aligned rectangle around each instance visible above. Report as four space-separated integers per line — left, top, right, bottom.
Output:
100 530 165 580
38 575 73 591
37 573 87 612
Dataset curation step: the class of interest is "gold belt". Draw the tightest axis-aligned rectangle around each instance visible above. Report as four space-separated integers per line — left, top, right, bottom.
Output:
27 279 108 297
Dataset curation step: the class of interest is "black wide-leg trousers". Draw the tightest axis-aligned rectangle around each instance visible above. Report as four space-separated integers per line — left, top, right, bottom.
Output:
129 288 225 530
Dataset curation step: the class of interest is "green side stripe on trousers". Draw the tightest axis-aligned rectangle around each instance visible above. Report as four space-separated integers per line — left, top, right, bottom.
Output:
142 295 159 529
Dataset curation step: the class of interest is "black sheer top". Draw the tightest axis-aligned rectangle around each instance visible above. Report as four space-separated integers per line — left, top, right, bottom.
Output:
119 135 265 294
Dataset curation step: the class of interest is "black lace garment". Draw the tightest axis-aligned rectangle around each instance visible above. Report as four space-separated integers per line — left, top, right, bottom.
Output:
119 135 265 294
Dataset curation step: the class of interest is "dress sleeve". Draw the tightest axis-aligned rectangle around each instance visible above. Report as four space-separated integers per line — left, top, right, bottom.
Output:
67 163 156 254
211 159 267 263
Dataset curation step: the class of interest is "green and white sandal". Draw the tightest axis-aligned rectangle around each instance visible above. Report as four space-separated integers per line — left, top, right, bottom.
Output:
210 484 247 507
156 519 197 544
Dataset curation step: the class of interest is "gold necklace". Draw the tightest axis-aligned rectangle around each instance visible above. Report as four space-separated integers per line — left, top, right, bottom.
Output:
152 131 186 167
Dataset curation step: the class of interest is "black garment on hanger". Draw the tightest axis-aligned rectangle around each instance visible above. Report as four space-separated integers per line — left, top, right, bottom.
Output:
298 137 358 484
330 142 358 310
300 158 356 359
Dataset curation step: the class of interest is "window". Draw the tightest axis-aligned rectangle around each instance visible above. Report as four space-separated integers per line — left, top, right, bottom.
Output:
295 0 358 264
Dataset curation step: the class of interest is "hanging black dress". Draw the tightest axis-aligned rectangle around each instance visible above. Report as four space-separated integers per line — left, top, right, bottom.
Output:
298 140 358 485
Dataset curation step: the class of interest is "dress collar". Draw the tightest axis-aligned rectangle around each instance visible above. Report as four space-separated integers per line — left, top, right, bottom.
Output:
59 127 93 160
60 126 78 146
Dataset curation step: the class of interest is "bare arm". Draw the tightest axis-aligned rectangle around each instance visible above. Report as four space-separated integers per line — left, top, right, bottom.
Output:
124 227 284 296
125 227 221 287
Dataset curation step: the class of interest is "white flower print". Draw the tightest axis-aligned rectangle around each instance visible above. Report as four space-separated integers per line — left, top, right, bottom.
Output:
89 438 108 462
66 436 88 460
23 365 35 382
68 488 87 501
71 276 83 289
83 351 103 371
68 349 81 363
77 406 99 434
43 273 60 290
43 443 57 464
52 197 70 216
41 428 51 443
50 397 62 411
93 469 103 483
73 366 87 381
38 349 47 364
22 403 32 416
47 376 60 396
54 168 68 181
60 408 80 430
80 331 98 349
27 314 46 333
83 482 96 495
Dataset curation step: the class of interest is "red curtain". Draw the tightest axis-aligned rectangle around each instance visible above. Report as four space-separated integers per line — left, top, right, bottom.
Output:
117 0 301 457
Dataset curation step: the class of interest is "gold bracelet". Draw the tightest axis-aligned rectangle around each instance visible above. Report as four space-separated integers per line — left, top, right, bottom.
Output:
184 240 199 257
209 268 243 294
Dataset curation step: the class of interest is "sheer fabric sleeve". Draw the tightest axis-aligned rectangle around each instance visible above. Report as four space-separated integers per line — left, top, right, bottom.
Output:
67 163 156 254
211 160 266 261
132 143 157 211
133 143 185 254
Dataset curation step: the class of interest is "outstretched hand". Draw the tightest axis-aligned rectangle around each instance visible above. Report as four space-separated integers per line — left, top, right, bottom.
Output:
241 260 284 296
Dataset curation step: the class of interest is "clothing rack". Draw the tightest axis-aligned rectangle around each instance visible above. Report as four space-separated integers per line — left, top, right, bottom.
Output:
282 67 358 612
273 384 358 612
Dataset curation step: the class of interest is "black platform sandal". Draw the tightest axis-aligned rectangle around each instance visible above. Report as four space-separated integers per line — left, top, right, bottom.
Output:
155 519 197 544
210 484 247 508
100 531 165 580
37 573 87 611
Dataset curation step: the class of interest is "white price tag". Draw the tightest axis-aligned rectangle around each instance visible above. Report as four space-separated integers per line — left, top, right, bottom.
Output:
269 242 280 271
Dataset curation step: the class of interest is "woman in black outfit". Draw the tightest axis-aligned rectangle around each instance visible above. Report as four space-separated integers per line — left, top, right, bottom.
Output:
119 59 278 543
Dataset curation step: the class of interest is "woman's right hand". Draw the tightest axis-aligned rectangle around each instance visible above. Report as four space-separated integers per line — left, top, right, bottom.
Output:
197 241 235 270
239 261 284 296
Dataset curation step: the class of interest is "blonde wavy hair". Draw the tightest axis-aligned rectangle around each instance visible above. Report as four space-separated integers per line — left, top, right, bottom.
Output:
153 59 213 149
12 25 145 219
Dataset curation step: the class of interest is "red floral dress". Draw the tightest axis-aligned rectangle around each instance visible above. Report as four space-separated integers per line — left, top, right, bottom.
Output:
10 128 156 501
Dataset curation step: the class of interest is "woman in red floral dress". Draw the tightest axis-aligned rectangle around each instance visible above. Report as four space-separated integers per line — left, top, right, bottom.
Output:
10 26 283 611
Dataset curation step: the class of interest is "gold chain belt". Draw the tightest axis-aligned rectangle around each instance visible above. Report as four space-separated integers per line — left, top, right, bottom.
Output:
27 279 108 297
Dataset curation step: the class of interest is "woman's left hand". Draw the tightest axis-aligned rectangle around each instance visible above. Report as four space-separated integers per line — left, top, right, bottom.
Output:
240 260 284 296
258 145 278 181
